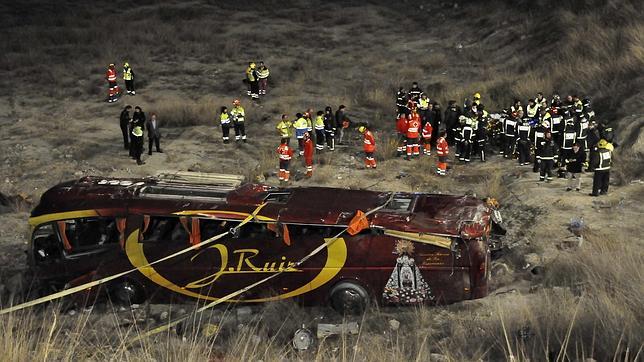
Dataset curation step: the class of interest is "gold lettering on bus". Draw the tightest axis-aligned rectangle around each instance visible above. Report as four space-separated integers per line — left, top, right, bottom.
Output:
185 243 301 289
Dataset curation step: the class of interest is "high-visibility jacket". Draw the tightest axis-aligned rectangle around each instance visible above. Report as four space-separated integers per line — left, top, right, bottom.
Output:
276 120 292 138
533 126 546 149
256 66 270 79
246 67 257 82
220 112 231 125
277 144 293 161
294 117 308 138
409 88 423 101
503 118 517 137
406 115 421 138
396 91 407 108
592 146 612 171
396 115 408 134
576 117 589 139
461 120 474 142
436 137 449 156
231 106 245 122
106 68 117 82
305 116 313 132
526 104 539 118
418 98 430 110
517 123 531 140
314 115 324 130
123 66 133 80
422 122 433 139
562 128 576 149
363 130 376 153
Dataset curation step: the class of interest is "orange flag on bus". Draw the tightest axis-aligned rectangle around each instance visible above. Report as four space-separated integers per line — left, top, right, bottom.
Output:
347 210 369 236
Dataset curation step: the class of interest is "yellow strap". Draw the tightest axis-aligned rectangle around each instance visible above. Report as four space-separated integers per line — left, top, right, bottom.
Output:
130 194 395 343
383 230 453 249
0 203 267 315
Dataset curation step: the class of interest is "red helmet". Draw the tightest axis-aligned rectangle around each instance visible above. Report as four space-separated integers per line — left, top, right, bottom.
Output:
232 99 241 106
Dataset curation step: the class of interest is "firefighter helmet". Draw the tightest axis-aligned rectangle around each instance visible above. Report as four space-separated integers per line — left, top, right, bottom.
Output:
473 92 481 99
358 126 366 133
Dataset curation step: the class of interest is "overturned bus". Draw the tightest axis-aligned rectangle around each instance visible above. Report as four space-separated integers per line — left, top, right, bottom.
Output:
28 173 502 313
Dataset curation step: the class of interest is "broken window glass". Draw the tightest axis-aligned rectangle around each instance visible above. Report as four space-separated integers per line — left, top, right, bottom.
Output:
33 223 61 263
59 217 119 253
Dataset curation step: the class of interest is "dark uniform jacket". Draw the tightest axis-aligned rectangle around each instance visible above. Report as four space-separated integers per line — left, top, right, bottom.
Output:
566 149 585 173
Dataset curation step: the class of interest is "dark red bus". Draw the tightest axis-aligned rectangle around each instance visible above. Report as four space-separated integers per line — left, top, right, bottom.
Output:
28 173 500 313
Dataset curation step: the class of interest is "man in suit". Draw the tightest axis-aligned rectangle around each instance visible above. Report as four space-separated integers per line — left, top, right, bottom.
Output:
145 113 162 155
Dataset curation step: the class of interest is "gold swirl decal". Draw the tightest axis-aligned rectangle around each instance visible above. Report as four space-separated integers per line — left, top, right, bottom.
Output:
125 230 348 302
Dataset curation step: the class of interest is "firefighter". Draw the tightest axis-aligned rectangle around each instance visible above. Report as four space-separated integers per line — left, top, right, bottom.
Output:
123 62 135 95
538 131 558 182
246 62 259 99
396 87 408 115
405 109 421 160
560 116 577 167
230 99 247 142
475 114 487 162
436 130 449 176
565 142 585 192
409 82 423 102
119 105 132 150
396 113 408 157
275 114 292 145
303 132 314 177
220 106 231 144
458 115 474 163
444 100 461 145
131 124 144 165
588 139 613 196
502 111 518 158
277 137 293 184
516 118 532 165
358 125 376 169
582 97 595 121
323 106 335 150
294 113 308 155
586 120 601 151
335 105 350 144
532 120 547 172
314 110 325 151
575 112 589 152
421 119 433 156
105 63 120 103
256 61 270 95
418 94 431 126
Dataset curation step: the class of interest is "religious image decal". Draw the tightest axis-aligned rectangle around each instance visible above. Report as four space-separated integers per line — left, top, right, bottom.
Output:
382 239 434 304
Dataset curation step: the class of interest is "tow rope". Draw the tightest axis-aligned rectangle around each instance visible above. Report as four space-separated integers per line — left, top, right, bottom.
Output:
0 203 267 315
129 193 395 343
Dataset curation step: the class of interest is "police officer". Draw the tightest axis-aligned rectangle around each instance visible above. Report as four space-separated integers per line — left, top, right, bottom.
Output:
588 139 613 196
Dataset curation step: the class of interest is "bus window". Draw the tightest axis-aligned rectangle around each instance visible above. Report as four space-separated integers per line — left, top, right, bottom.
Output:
237 222 279 240
200 219 240 239
59 217 119 253
33 223 62 263
141 217 189 243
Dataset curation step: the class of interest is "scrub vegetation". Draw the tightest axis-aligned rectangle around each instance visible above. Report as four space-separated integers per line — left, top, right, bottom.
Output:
0 0 642 361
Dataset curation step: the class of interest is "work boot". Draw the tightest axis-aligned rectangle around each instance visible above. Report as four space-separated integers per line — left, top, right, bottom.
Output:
137 160 145 165
157 149 163 153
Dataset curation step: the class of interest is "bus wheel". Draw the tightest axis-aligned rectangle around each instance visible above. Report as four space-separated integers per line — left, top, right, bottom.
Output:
112 280 146 305
330 282 369 315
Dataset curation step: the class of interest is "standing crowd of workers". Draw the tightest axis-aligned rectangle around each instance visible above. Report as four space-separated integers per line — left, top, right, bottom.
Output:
108 61 616 196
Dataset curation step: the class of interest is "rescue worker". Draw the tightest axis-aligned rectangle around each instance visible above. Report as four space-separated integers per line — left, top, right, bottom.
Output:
430 103 442 146
457 115 474 163
304 109 314 133
516 118 532 165
526 99 539 125
421 119 433 155
436 130 449 176
405 109 421 160
565 143 585 191
586 120 601 151
395 113 408 157
510 99 522 115
560 116 577 165
256 61 270 95
472 92 482 109
418 94 431 125
230 99 247 142
575 112 589 151
294 112 308 155
444 100 461 145
314 110 325 151
303 132 314 177
358 125 376 169
396 87 408 115
123 62 135 95
535 92 547 109
545 106 563 146
277 138 293 184
220 106 231 144
588 139 613 196
131 123 144 165
130 106 146 158
582 97 595 121
335 105 350 144
408 82 423 102
503 111 518 158
246 62 259 99
119 105 132 150
275 114 292 145
532 120 547 172
323 106 335 150
475 115 487 162
145 113 162 155
105 63 120 103
538 131 558 182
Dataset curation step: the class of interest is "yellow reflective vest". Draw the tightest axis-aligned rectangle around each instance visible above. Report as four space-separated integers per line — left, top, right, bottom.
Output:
231 106 245 122
418 98 430 110
123 66 133 80
257 66 270 79
276 120 292 138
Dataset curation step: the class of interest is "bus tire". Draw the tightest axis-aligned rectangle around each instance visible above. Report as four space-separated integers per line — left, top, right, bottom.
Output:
112 280 146 305
329 281 369 315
